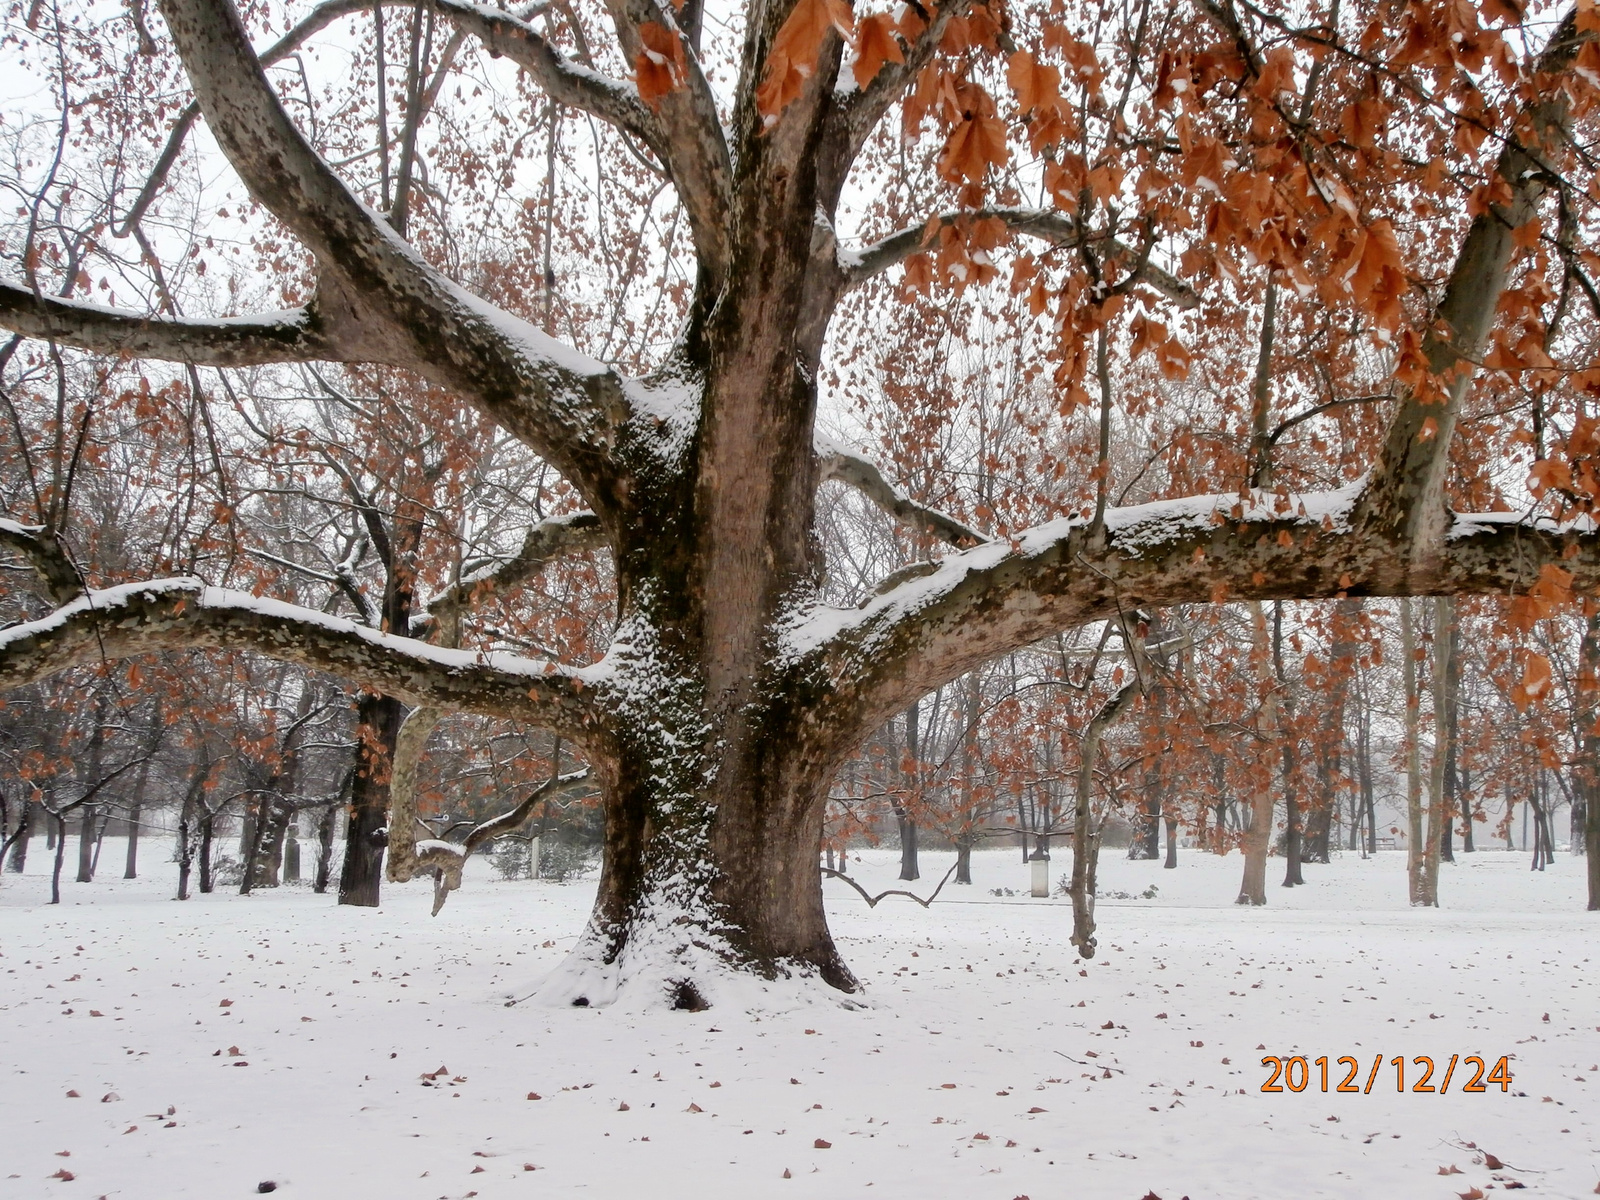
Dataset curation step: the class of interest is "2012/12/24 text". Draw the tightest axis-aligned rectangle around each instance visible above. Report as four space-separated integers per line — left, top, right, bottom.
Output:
1260 1054 1512 1094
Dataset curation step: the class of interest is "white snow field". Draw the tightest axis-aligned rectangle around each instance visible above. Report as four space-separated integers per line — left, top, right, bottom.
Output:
1 844 1596 1200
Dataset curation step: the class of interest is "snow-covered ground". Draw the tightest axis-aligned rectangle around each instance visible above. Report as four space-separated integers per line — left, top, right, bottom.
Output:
1 843 1596 1199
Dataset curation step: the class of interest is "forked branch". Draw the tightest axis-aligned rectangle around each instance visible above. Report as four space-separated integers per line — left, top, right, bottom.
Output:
146 0 633 510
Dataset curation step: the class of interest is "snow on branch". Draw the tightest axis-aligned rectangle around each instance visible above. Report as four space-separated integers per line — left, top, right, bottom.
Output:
815 434 986 548
434 1 665 148
0 518 83 605
0 283 347 367
423 510 607 625
152 0 635 510
780 478 1600 751
0 578 606 745
842 210 1199 309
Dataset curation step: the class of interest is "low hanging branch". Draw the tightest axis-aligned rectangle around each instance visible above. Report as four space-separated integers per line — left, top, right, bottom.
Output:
820 861 959 909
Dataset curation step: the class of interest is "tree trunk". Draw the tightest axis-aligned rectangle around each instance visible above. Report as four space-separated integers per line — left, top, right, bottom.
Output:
50 811 67 904
955 840 973 884
897 702 921 882
1275 604 1304 887
340 693 404 907
1163 815 1177 869
176 768 203 902
75 804 97 884
314 796 340 895
198 812 216 894
1588 768 1599 911
1402 599 1436 906
123 801 142 879
1237 602 1276 905
284 828 302 882
7 801 33 873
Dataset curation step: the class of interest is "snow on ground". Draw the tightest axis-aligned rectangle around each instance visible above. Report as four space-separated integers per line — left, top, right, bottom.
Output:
1 843 1596 1200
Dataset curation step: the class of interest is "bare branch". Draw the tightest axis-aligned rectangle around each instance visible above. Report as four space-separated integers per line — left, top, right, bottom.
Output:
433 0 664 144
816 434 985 547
0 578 606 746
821 861 958 909
844 212 1199 309
0 282 347 366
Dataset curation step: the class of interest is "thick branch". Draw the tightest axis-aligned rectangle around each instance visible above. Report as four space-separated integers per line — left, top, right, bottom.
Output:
1358 8 1591 554
0 578 605 747
816 435 985 547
785 482 1600 751
153 0 632 512
425 510 606 623
0 518 83 604
0 282 346 366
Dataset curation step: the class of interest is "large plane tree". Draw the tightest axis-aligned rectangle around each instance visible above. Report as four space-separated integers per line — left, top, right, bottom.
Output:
2 0 1599 1005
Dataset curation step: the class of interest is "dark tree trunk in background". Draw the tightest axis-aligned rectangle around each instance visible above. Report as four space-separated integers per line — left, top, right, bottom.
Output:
895 809 920 882
50 811 66 904
340 693 404 906
955 840 973 884
896 701 921 882
314 784 343 895
198 811 216 894
76 805 97 884
123 801 142 879
1276 604 1304 887
1163 815 1177 869
285 829 302 882
7 801 33 873
1129 792 1161 860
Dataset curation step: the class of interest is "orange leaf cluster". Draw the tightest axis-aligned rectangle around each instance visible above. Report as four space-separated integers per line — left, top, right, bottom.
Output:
635 22 687 109
758 0 864 120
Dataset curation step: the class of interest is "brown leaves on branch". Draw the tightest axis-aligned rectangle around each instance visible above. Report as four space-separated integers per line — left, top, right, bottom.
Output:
635 22 687 109
853 14 904 88
757 0 856 120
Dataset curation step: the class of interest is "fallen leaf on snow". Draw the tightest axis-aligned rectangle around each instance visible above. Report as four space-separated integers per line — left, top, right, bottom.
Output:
813 1139 831 1149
